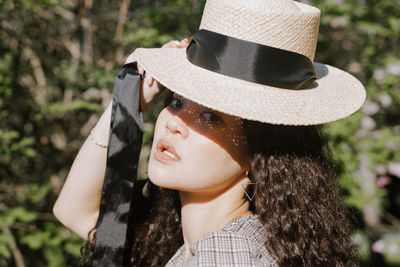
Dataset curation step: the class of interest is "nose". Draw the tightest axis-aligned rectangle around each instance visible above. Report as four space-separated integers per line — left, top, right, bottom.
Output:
166 115 189 138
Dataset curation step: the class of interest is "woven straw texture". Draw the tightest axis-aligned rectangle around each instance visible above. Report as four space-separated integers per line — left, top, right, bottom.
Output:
199 0 321 61
125 0 366 125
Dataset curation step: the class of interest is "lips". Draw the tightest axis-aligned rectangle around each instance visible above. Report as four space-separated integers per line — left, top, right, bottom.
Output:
154 139 180 161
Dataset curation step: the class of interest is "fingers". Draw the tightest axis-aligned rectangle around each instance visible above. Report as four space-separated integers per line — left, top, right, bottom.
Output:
137 64 144 75
138 37 189 73
180 38 190 47
145 73 154 87
143 37 189 88
161 38 189 48
137 63 154 86
137 37 189 112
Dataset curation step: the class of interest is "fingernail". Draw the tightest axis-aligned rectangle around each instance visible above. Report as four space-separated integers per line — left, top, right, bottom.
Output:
138 66 144 75
146 74 154 86
174 40 181 45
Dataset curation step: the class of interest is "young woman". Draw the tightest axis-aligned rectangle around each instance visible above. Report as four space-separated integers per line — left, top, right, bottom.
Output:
54 0 366 266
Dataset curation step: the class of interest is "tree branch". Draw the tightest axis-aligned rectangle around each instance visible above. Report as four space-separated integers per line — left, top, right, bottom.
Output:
0 225 25 267
382 211 400 231
115 0 131 44
53 6 75 21
80 3 93 65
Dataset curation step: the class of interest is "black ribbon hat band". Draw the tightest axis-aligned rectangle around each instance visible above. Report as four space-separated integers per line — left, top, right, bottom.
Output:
186 29 316 90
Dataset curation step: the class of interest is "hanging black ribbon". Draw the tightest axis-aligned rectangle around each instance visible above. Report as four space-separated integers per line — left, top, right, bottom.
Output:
186 29 316 89
93 63 144 266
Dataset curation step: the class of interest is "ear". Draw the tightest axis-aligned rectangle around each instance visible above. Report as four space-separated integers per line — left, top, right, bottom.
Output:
245 169 252 179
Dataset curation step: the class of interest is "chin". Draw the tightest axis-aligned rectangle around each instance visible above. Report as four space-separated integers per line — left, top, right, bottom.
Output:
147 161 175 189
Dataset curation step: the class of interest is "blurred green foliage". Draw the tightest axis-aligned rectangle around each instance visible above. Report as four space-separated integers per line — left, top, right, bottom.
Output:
0 0 399 266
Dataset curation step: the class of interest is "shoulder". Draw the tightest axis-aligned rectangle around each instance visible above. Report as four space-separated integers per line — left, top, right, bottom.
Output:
185 216 278 267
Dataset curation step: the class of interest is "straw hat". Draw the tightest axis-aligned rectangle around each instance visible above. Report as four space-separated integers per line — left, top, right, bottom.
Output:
125 0 366 125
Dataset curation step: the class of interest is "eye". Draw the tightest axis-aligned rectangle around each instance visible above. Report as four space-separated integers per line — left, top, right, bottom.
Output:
165 94 182 109
170 98 182 108
201 110 221 123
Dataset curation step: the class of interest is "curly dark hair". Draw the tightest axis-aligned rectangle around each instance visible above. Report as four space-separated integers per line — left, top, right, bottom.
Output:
79 119 358 266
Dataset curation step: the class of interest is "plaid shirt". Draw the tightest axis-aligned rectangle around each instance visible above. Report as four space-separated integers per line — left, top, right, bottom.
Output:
165 215 278 266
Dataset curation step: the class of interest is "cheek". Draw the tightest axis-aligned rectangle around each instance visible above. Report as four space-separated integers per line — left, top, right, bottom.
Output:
148 137 243 191
150 111 166 154
162 134 245 191
147 110 171 186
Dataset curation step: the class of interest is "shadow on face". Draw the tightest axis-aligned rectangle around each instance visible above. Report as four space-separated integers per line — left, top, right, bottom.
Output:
163 92 250 169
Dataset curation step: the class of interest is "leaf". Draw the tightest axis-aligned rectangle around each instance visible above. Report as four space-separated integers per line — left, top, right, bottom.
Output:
0 243 11 259
20 231 50 250
23 147 36 158
65 242 83 258
44 246 66 267
44 99 100 114
28 183 52 204
10 207 37 223
388 17 400 34
0 130 20 140
0 228 14 260
0 213 16 227
18 137 35 147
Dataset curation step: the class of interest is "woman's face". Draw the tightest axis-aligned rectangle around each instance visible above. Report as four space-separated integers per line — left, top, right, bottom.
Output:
148 93 250 193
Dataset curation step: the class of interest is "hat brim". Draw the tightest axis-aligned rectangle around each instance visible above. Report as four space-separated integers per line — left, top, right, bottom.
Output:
126 47 366 125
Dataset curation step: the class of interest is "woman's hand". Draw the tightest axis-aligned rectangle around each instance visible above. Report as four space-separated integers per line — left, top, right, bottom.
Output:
138 38 189 112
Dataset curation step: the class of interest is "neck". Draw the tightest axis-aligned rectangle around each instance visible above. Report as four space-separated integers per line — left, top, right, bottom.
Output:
179 175 253 262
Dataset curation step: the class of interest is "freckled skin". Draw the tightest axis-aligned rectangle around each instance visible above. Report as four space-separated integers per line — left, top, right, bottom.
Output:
148 93 250 194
